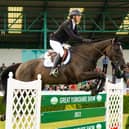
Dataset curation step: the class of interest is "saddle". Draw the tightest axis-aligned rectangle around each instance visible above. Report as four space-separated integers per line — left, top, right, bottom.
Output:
43 44 71 67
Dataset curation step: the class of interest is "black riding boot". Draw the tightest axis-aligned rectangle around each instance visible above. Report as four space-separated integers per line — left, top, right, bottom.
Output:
50 54 61 77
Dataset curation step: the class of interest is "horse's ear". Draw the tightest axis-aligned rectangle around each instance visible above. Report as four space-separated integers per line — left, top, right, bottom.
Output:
112 37 121 45
112 37 119 43
111 38 115 45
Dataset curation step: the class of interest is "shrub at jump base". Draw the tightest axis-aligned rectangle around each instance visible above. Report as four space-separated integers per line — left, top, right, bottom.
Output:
123 95 129 113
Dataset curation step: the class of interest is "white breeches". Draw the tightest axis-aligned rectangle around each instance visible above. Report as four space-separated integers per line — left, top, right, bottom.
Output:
50 40 64 57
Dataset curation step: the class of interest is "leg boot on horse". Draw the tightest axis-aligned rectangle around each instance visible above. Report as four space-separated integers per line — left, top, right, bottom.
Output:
91 72 106 96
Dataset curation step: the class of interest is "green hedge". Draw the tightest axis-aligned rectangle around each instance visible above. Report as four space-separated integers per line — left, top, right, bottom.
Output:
123 95 129 113
0 97 5 114
125 115 129 129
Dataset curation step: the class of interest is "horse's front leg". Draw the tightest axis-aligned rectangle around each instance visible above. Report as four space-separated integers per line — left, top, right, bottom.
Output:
77 71 106 95
97 72 106 92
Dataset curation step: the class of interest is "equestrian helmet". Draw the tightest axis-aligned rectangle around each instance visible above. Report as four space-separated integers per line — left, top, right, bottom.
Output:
69 10 82 17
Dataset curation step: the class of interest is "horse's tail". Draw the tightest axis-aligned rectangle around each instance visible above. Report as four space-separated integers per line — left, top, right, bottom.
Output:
1 63 21 103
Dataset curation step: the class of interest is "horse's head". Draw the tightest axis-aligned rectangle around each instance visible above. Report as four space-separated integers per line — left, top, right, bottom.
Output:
105 38 126 77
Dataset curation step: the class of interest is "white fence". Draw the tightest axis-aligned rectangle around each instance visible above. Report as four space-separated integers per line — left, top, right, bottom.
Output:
106 78 123 129
6 72 41 129
5 74 123 129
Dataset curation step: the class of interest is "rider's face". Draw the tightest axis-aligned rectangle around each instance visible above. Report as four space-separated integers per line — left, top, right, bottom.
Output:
73 15 82 24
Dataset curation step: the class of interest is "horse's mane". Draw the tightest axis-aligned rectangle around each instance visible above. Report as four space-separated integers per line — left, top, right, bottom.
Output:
71 38 112 52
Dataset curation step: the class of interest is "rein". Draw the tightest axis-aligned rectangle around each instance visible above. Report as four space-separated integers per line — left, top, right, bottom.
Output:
73 50 89 60
70 46 89 60
72 43 105 60
92 39 113 56
92 46 105 56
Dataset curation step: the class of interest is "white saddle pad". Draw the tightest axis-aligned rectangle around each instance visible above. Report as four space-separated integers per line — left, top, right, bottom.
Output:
43 50 71 67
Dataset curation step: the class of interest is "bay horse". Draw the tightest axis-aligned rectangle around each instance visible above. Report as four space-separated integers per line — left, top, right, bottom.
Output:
0 38 125 121
15 38 125 93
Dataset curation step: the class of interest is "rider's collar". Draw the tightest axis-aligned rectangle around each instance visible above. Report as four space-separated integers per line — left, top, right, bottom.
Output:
72 19 76 30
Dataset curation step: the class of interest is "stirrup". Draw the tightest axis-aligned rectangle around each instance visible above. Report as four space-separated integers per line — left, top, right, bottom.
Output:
50 68 59 77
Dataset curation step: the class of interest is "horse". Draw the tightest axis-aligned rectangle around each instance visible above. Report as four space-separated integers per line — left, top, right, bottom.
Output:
15 38 125 92
0 38 126 100
0 38 125 121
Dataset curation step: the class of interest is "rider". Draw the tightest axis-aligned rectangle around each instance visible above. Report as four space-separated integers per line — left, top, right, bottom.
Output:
49 9 92 76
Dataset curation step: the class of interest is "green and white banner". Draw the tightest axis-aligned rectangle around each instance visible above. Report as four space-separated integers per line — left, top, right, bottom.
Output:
41 93 106 106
